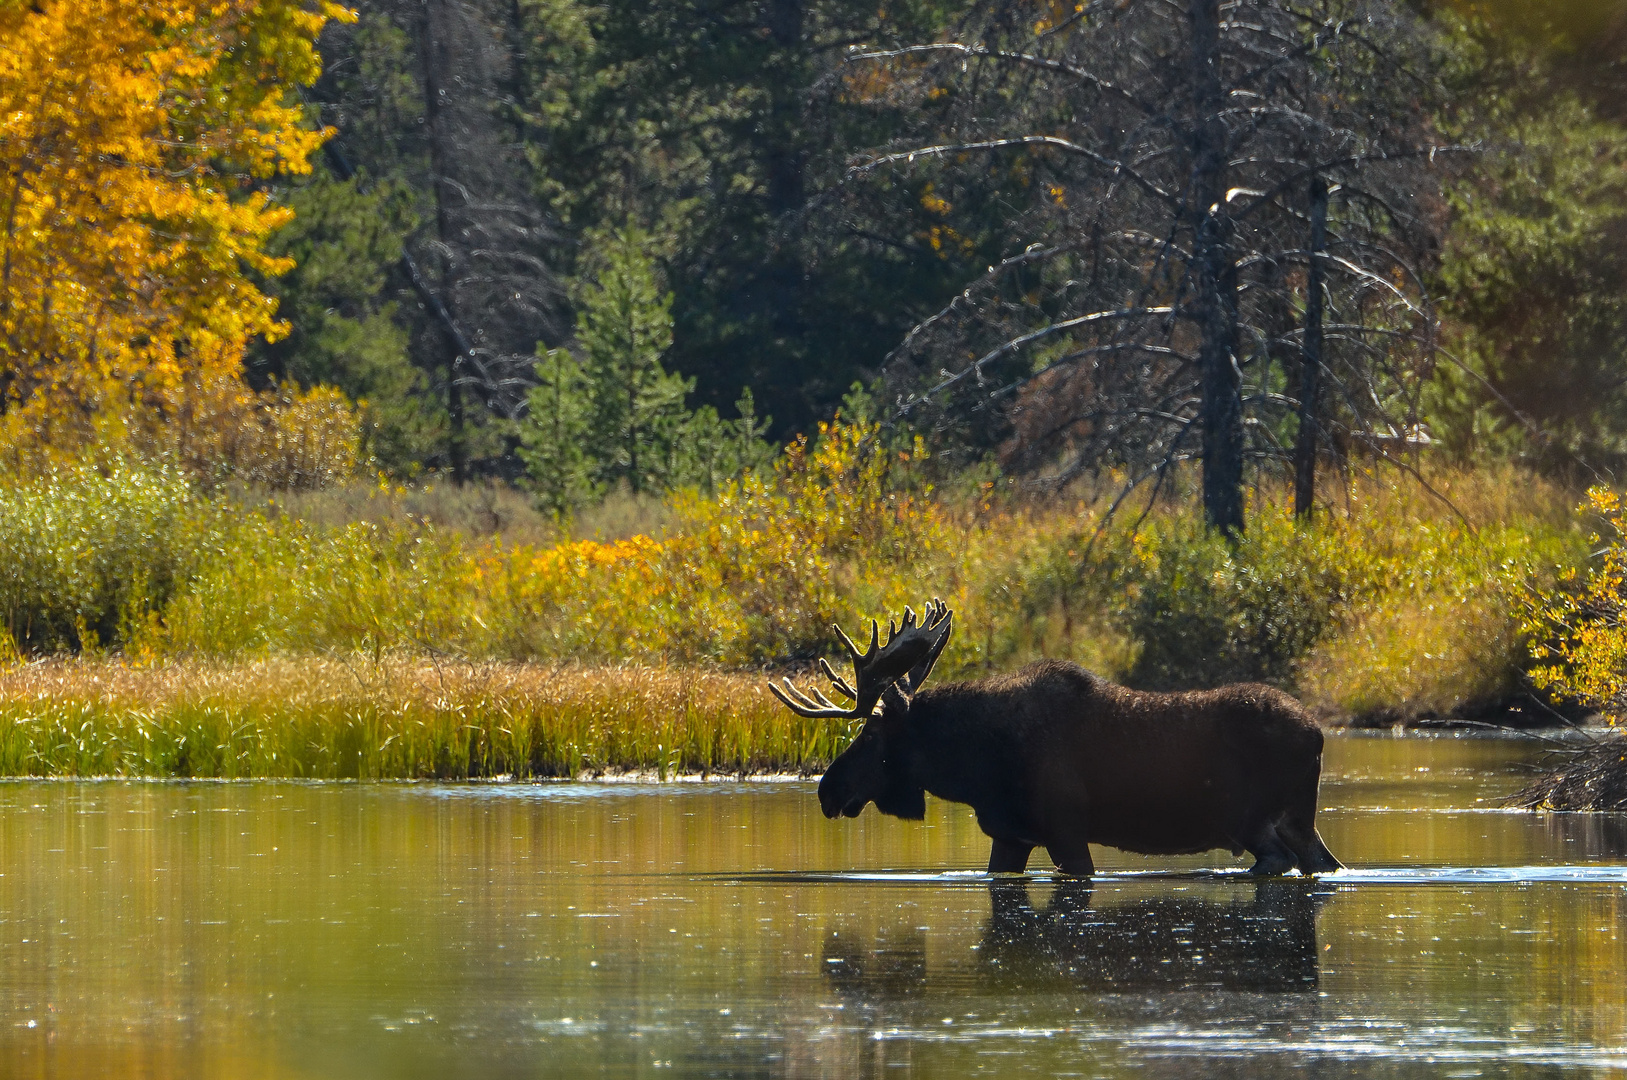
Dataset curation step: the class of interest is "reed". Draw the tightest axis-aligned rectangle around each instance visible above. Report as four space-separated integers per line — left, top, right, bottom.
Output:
0 658 849 779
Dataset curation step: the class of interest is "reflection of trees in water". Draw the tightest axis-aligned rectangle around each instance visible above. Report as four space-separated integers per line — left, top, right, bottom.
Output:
1541 811 1627 858
979 878 1328 994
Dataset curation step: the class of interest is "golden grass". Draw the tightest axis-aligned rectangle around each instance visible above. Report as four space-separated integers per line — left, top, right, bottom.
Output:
0 657 848 780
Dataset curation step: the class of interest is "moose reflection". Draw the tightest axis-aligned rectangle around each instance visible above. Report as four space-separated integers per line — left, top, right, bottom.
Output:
823 879 1328 1001
771 599 1341 876
979 878 1327 993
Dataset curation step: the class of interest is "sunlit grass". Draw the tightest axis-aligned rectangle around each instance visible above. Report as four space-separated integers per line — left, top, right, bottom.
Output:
0 658 850 780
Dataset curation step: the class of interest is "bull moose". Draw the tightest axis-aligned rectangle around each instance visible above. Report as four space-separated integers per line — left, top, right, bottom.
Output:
768 599 1341 877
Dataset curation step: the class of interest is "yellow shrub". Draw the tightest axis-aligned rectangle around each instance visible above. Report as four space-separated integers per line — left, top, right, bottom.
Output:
1527 487 1627 720
0 372 363 491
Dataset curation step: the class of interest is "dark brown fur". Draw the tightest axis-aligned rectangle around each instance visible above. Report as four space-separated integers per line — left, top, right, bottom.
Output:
818 659 1341 876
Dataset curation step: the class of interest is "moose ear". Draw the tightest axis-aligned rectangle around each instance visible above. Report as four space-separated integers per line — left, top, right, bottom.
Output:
878 681 912 717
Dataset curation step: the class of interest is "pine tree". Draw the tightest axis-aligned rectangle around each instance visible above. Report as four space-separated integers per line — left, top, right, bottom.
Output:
574 226 691 495
519 222 775 504
519 346 595 518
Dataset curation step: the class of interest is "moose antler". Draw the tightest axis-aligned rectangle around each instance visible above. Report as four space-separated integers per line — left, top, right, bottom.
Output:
769 599 954 719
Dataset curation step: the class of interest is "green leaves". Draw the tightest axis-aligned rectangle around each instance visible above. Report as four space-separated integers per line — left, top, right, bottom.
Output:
572 224 686 496
517 223 773 512
520 346 595 518
1434 95 1627 467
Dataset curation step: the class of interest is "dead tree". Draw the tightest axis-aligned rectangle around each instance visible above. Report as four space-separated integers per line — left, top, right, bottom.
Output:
849 0 1447 531
313 0 564 478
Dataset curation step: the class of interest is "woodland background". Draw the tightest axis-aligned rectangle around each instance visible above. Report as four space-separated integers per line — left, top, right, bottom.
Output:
7 0 1627 773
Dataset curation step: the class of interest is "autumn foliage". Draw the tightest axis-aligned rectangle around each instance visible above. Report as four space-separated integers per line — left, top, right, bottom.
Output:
0 0 346 464
1525 488 1627 721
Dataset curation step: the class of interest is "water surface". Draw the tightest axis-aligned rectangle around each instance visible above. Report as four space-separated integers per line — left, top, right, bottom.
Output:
1 732 1624 1078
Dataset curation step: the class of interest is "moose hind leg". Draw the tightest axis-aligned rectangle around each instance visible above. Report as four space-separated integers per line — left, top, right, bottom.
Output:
1277 820 1342 873
987 839 1034 874
1044 838 1095 878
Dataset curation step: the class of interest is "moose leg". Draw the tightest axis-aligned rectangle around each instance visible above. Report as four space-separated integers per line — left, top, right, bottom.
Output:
1276 764 1343 873
1044 837 1096 878
1275 794 1341 872
1277 819 1341 873
987 839 1034 874
1239 820 1297 877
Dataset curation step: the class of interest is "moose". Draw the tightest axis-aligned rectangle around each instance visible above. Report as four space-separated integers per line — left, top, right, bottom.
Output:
769 600 1341 877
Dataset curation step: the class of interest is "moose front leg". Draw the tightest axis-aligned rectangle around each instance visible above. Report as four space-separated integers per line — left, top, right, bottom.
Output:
987 838 1034 874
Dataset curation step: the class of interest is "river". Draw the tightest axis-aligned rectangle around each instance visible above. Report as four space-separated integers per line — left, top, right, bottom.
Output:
0 732 1623 1077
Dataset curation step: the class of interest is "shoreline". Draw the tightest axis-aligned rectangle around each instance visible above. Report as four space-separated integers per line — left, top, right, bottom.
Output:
0 655 1598 782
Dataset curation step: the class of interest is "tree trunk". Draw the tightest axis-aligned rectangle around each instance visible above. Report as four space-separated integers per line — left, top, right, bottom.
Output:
760 0 806 362
764 0 805 218
1189 0 1244 535
1294 175 1329 519
419 0 467 484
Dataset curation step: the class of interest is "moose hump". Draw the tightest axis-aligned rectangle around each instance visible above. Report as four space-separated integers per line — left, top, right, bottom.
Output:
768 599 1341 877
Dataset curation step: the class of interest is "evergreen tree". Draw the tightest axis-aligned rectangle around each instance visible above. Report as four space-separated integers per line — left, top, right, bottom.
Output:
519 224 776 504
519 0 969 437
291 1 564 479
518 346 595 517
249 165 435 470
674 388 777 493
574 225 691 496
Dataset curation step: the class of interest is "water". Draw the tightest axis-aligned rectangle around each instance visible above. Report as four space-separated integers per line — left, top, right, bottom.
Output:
0 732 1624 1078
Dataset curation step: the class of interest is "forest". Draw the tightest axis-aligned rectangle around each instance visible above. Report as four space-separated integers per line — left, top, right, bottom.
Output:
5 0 1627 794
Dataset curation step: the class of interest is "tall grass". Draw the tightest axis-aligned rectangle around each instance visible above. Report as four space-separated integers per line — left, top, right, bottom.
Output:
0 461 225 653
0 659 839 779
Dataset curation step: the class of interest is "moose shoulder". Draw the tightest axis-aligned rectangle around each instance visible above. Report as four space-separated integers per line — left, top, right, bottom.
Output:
769 600 1340 877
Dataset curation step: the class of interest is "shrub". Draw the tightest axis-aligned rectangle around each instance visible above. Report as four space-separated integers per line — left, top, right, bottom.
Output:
0 372 364 491
152 514 477 659
0 418 1587 729
1526 486 1627 719
0 462 223 652
1109 506 1369 691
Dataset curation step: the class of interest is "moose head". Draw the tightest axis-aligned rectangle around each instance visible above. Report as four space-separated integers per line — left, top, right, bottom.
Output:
769 600 953 822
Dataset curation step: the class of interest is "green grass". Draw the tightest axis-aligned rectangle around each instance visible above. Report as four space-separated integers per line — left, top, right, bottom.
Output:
0 659 847 779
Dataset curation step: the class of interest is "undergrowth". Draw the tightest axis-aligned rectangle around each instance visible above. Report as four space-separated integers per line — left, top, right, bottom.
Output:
0 421 1589 769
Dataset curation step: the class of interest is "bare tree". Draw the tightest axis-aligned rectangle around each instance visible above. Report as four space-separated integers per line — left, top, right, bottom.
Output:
850 0 1449 531
416 0 563 479
312 0 564 480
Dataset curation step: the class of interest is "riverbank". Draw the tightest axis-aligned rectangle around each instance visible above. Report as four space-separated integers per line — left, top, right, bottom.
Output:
0 658 832 780
0 446 1587 731
0 656 1589 781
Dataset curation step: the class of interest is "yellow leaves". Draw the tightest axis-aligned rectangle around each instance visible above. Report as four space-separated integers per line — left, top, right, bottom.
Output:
0 0 339 463
1032 0 1084 35
917 183 979 259
925 224 976 258
1525 486 1627 722
454 419 957 666
1590 486 1623 518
